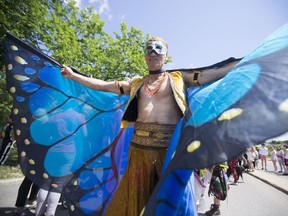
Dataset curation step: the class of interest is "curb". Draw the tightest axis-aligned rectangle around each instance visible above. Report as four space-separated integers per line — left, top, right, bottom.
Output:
247 172 288 195
0 177 24 185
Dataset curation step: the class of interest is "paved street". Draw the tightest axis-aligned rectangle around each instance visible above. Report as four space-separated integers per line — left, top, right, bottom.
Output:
0 159 287 216
199 173 288 216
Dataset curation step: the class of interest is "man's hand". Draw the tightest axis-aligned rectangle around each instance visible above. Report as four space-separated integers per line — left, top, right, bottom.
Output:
61 65 74 80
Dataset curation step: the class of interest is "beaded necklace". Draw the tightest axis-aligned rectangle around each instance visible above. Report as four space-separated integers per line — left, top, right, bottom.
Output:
144 72 167 96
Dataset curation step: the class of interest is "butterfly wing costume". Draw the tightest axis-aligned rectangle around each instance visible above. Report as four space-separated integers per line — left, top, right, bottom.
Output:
4 23 288 216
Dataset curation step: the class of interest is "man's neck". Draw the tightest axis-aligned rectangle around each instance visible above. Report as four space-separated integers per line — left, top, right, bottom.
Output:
149 68 166 75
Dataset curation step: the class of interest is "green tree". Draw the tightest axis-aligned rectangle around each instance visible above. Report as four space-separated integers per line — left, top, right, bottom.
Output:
0 0 51 125
0 0 150 126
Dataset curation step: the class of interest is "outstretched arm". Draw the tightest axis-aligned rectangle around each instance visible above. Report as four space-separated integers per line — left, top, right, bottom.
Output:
61 65 131 95
183 58 241 88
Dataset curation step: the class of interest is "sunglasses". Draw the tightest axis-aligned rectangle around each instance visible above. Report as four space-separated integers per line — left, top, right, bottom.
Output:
144 41 167 55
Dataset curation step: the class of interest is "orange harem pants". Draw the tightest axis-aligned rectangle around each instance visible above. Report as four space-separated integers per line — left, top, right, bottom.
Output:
104 121 175 216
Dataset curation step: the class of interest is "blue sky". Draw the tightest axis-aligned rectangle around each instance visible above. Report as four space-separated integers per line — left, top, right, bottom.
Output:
75 0 288 141
75 0 288 69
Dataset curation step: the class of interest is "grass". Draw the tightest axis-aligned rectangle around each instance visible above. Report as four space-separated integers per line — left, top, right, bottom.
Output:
0 144 24 179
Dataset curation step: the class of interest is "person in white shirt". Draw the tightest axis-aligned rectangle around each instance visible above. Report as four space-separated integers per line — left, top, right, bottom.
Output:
270 146 278 172
246 147 256 172
259 144 268 170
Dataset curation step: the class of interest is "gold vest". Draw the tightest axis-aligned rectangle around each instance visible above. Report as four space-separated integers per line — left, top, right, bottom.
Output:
121 71 187 127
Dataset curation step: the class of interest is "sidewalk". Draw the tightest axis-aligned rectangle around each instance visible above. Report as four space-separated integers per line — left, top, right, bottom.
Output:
246 159 288 195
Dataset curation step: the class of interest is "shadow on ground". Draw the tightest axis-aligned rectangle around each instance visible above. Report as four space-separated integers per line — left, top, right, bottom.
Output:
0 207 16 216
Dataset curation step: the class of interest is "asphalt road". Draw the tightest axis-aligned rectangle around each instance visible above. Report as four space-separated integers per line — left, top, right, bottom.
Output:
199 174 288 216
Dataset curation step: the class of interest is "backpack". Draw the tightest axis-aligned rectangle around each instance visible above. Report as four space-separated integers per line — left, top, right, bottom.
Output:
208 165 228 201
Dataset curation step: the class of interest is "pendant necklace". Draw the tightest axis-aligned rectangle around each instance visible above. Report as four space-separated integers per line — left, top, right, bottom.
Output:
144 72 167 96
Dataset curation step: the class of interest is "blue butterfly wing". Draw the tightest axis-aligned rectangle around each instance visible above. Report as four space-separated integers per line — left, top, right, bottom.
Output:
4 33 133 216
152 120 197 216
144 23 288 215
182 23 288 169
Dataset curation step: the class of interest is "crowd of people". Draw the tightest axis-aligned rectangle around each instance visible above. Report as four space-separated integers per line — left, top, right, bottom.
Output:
243 143 288 175
193 142 288 216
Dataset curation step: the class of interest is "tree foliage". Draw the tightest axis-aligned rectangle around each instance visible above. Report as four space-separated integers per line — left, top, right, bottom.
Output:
0 0 150 126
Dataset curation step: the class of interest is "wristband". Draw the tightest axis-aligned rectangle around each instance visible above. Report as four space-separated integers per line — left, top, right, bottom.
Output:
192 70 202 86
117 81 124 94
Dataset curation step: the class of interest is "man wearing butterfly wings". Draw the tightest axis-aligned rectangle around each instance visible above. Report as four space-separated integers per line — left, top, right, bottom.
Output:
61 36 239 216
6 22 288 215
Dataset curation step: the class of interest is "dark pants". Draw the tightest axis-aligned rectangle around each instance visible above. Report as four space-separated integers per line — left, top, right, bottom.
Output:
15 177 39 207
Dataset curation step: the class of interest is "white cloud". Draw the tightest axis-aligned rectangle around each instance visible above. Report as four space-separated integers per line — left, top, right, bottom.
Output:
63 0 113 23
89 0 111 15
70 0 112 20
